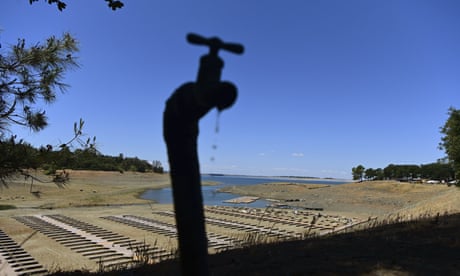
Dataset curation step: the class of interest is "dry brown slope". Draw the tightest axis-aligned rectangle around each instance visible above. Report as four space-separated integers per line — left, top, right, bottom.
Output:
220 181 460 218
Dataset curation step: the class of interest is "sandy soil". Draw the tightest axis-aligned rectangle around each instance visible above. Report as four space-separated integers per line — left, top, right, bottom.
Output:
1 171 459 274
0 170 171 209
0 171 173 274
219 180 460 219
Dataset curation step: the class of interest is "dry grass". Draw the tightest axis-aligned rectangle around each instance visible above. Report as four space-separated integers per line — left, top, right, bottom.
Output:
47 212 460 275
0 170 171 209
220 180 460 219
1 171 460 275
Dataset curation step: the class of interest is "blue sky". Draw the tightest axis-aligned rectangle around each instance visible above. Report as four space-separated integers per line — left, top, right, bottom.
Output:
1 1 458 179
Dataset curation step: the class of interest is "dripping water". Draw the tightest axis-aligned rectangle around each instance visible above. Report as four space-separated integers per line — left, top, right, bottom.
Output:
210 111 221 162
215 110 220 134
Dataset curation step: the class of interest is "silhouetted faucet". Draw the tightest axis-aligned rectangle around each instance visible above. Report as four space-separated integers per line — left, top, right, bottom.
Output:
163 33 244 276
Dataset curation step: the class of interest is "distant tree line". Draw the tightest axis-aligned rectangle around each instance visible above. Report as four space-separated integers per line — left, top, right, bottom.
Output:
351 162 455 182
1 137 164 178
0 32 163 184
352 106 460 184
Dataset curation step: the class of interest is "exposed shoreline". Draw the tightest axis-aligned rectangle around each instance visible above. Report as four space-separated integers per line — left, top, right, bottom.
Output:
218 180 460 219
1 170 459 273
2 170 459 217
203 173 352 182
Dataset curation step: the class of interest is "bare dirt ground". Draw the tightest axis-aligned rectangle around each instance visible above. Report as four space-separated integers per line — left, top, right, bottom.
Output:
1 171 459 275
219 180 460 219
0 170 171 209
143 212 460 276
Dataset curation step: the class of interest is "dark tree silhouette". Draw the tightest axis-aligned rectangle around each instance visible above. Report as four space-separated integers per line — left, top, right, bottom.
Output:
0 33 78 134
28 0 124 11
440 107 460 180
163 33 244 276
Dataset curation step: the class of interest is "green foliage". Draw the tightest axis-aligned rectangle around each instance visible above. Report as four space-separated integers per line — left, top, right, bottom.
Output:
439 107 460 179
351 165 365 180
28 0 124 11
364 168 384 181
153 160 164 174
0 117 96 182
0 136 39 184
1 33 78 133
0 116 159 185
0 205 16 210
420 163 455 180
353 162 455 182
383 164 420 180
1 137 159 177
39 147 151 172
351 107 460 183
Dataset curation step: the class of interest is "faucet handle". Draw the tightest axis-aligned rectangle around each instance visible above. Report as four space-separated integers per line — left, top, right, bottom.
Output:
187 33 244 55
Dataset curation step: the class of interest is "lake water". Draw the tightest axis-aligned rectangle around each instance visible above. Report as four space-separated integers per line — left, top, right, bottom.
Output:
141 175 350 208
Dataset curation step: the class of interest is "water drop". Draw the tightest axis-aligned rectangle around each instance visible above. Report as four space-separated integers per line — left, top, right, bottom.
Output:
211 111 220 162
215 110 221 134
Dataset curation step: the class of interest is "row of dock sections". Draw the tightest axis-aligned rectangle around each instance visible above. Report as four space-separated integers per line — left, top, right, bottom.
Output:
0 206 362 275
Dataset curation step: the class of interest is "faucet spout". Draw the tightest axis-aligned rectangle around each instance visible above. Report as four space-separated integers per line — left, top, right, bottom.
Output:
163 33 243 276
